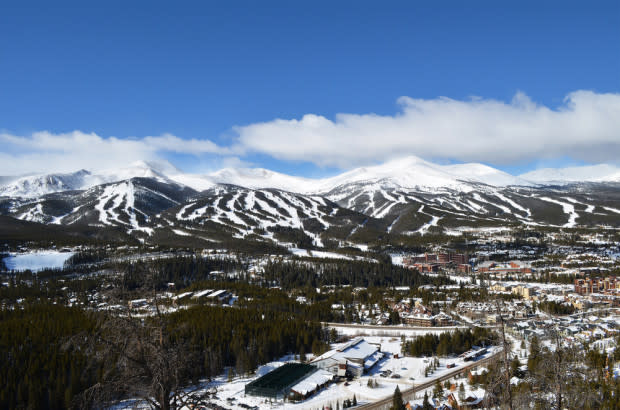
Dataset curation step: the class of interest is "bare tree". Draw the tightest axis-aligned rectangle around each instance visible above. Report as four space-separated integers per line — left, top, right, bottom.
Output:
494 299 514 410
77 290 208 410
520 328 603 410
535 330 592 409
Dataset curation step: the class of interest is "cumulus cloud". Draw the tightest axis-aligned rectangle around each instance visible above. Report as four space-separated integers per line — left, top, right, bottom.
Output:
232 90 620 168
2 90 619 176
0 131 231 175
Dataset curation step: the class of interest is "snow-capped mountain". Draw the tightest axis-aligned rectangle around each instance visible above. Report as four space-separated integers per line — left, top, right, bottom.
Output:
0 170 93 198
163 185 368 247
323 181 620 233
7 177 196 234
166 156 532 195
169 167 316 193
0 160 179 199
520 164 620 185
2 157 620 248
315 156 532 193
95 160 178 185
6 155 618 200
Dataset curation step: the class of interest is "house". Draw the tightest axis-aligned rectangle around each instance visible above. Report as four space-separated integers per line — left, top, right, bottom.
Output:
461 394 485 409
128 298 148 309
207 289 230 303
191 289 213 300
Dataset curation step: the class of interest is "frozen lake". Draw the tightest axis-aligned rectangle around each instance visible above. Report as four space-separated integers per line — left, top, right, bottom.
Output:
2 251 75 272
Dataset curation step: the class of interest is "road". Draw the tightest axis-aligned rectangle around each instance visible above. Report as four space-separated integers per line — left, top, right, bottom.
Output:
323 322 469 332
569 307 620 318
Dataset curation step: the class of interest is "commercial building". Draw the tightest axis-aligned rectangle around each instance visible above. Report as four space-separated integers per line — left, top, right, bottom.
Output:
403 252 469 273
575 276 620 295
477 261 532 277
244 363 333 401
311 337 383 377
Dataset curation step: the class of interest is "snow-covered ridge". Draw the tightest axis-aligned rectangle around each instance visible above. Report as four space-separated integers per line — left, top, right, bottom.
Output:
173 186 342 247
0 170 92 198
520 164 620 185
0 160 177 198
9 176 196 235
166 156 534 195
5 156 620 200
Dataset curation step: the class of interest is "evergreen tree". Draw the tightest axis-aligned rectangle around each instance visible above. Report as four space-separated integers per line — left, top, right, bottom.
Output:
528 335 542 373
422 391 433 410
433 380 444 398
391 385 406 410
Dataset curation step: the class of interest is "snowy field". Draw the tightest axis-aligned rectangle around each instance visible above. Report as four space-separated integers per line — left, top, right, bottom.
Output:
289 248 355 260
2 251 74 272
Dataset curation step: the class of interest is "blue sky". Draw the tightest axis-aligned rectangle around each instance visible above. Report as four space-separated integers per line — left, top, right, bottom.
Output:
1 0 619 177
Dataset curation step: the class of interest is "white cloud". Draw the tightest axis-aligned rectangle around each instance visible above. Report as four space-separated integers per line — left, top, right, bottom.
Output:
0 131 231 175
232 90 620 168
2 90 619 176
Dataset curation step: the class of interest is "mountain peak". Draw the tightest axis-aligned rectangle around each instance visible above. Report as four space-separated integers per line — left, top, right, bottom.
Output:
520 164 620 184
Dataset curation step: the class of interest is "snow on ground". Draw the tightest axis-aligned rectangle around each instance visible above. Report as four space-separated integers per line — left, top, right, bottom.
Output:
494 279 573 291
415 205 442 235
449 275 473 284
113 335 497 410
349 243 369 252
172 229 191 236
289 248 370 261
472 193 512 215
520 164 620 184
443 226 511 235
3 251 75 272
603 206 620 215
538 196 578 227
190 337 468 409
390 253 406 266
494 192 531 218
329 324 464 338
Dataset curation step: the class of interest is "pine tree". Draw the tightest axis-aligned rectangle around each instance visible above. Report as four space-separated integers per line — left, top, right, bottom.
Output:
422 391 433 410
458 382 466 401
433 380 444 398
391 385 406 410
300 345 306 362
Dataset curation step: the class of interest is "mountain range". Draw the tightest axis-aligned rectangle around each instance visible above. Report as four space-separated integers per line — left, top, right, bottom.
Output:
2 157 620 250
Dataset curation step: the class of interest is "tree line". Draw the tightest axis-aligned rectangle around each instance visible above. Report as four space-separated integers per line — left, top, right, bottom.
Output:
0 299 330 409
0 304 100 409
403 328 496 357
261 258 452 289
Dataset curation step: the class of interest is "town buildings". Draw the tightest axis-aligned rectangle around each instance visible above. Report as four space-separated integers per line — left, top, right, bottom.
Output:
403 252 471 274
575 276 620 295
